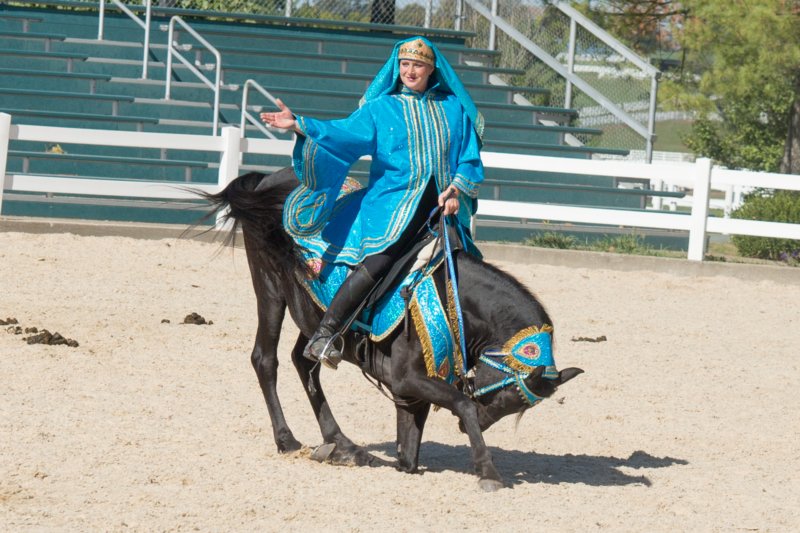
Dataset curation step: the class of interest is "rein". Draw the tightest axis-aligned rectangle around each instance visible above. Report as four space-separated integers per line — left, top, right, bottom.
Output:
360 370 424 408
440 212 471 394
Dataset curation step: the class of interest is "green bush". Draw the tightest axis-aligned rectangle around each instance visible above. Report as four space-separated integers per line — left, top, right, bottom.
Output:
731 190 800 261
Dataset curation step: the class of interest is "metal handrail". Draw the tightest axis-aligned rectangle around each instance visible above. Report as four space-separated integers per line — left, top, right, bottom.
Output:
467 0 660 162
557 2 659 162
240 80 281 140
557 3 659 76
164 16 222 136
98 0 152 79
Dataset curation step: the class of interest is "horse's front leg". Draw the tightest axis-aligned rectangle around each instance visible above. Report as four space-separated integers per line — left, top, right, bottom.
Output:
392 352 504 491
395 401 431 473
251 297 302 453
290 334 379 467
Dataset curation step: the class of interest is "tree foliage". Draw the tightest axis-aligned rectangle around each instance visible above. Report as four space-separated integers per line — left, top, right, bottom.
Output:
677 0 800 173
576 0 800 173
571 0 685 56
576 1 800 258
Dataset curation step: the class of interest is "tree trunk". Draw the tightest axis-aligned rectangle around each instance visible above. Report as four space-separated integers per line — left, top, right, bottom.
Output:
370 0 395 24
780 75 800 175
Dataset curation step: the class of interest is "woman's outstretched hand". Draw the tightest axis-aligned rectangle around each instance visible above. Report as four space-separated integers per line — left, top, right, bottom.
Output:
438 185 460 216
260 99 297 131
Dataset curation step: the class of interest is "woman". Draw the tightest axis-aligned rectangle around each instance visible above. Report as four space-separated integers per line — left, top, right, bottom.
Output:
260 36 485 370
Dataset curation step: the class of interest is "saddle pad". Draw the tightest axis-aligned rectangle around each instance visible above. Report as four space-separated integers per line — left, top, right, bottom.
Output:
300 260 459 383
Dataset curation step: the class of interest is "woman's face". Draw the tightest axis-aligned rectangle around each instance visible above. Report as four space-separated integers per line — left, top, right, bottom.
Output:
399 59 435 93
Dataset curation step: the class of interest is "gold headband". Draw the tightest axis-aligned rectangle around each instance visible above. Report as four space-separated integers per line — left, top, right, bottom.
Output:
398 39 435 67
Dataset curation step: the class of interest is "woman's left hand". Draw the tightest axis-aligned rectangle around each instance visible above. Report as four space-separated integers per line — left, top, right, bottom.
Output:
260 99 297 131
438 185 460 216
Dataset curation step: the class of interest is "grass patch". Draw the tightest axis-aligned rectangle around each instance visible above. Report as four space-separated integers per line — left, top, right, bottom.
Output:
652 120 694 153
524 232 577 249
524 231 682 257
522 232 797 267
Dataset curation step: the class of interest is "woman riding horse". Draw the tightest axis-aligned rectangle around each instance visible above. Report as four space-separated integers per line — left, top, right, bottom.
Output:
260 36 485 370
202 168 583 490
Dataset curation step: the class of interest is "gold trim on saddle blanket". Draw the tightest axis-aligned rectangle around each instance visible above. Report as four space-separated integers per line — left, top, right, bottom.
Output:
410 299 437 378
409 277 465 382
445 278 465 378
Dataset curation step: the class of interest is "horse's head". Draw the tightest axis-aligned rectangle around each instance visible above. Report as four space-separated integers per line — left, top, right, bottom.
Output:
466 360 583 432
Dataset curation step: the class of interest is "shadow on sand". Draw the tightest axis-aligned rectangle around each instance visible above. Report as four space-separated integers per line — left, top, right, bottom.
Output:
365 442 688 487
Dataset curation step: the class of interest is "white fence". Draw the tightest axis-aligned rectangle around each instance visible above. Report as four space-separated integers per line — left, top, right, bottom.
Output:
0 113 292 225
2 112 799 262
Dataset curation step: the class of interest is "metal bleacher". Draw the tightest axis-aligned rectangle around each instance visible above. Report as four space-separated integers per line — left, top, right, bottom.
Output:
1 1 634 228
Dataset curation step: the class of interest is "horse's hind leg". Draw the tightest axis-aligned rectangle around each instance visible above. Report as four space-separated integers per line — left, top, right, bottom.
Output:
251 299 302 453
290 334 379 467
395 402 431 473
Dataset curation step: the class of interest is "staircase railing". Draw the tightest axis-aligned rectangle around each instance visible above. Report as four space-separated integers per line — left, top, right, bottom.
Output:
464 0 660 162
97 0 152 79
240 80 281 141
164 15 223 136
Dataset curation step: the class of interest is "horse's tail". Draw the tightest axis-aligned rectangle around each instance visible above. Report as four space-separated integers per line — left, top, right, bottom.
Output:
198 170 286 242
195 168 309 277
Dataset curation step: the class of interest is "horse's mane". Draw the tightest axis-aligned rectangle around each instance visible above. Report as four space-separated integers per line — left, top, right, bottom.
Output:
464 254 541 301
199 169 311 280
458 252 553 331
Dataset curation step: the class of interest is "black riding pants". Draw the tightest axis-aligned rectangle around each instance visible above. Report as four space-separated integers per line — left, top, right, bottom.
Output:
360 177 439 280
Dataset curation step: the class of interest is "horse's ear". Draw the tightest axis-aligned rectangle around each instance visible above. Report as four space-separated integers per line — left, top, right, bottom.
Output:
556 367 584 385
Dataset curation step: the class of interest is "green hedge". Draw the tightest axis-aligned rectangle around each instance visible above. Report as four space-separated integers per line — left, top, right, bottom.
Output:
731 190 800 262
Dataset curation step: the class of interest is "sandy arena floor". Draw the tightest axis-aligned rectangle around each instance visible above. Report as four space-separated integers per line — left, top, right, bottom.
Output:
1 232 799 532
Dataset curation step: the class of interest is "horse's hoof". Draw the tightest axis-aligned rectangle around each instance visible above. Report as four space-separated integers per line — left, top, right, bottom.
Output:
395 461 420 474
330 446 377 467
311 443 336 462
478 478 505 492
276 434 303 454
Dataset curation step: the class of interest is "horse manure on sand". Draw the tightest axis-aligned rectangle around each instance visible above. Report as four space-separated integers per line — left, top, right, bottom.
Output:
25 329 79 348
3 317 79 347
571 335 607 343
183 312 213 325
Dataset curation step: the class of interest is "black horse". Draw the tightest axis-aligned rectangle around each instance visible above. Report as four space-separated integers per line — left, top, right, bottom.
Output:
201 168 582 491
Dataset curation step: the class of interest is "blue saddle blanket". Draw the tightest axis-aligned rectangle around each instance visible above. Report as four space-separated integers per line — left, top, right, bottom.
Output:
300 257 464 384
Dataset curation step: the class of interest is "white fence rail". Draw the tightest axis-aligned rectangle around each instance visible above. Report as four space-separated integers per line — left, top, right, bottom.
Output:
0 113 292 224
1 113 799 262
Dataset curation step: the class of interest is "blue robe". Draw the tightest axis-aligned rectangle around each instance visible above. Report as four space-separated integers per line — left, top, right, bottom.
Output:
284 84 484 266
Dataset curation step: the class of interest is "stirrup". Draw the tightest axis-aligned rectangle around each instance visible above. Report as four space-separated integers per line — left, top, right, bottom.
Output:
303 331 344 370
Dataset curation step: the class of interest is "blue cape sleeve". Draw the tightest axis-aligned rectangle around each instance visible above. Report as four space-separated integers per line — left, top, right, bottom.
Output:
284 107 376 238
451 113 484 199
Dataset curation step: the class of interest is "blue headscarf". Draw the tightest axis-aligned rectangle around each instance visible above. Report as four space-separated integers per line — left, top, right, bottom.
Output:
359 35 485 142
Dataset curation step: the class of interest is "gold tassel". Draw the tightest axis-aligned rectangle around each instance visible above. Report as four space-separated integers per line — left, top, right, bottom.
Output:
410 299 437 378
445 279 465 377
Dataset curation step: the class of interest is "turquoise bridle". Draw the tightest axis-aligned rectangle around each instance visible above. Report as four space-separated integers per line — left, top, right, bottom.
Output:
471 324 557 407
472 355 549 407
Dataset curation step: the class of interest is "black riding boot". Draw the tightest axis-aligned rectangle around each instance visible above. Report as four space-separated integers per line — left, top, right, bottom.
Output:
304 264 377 370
